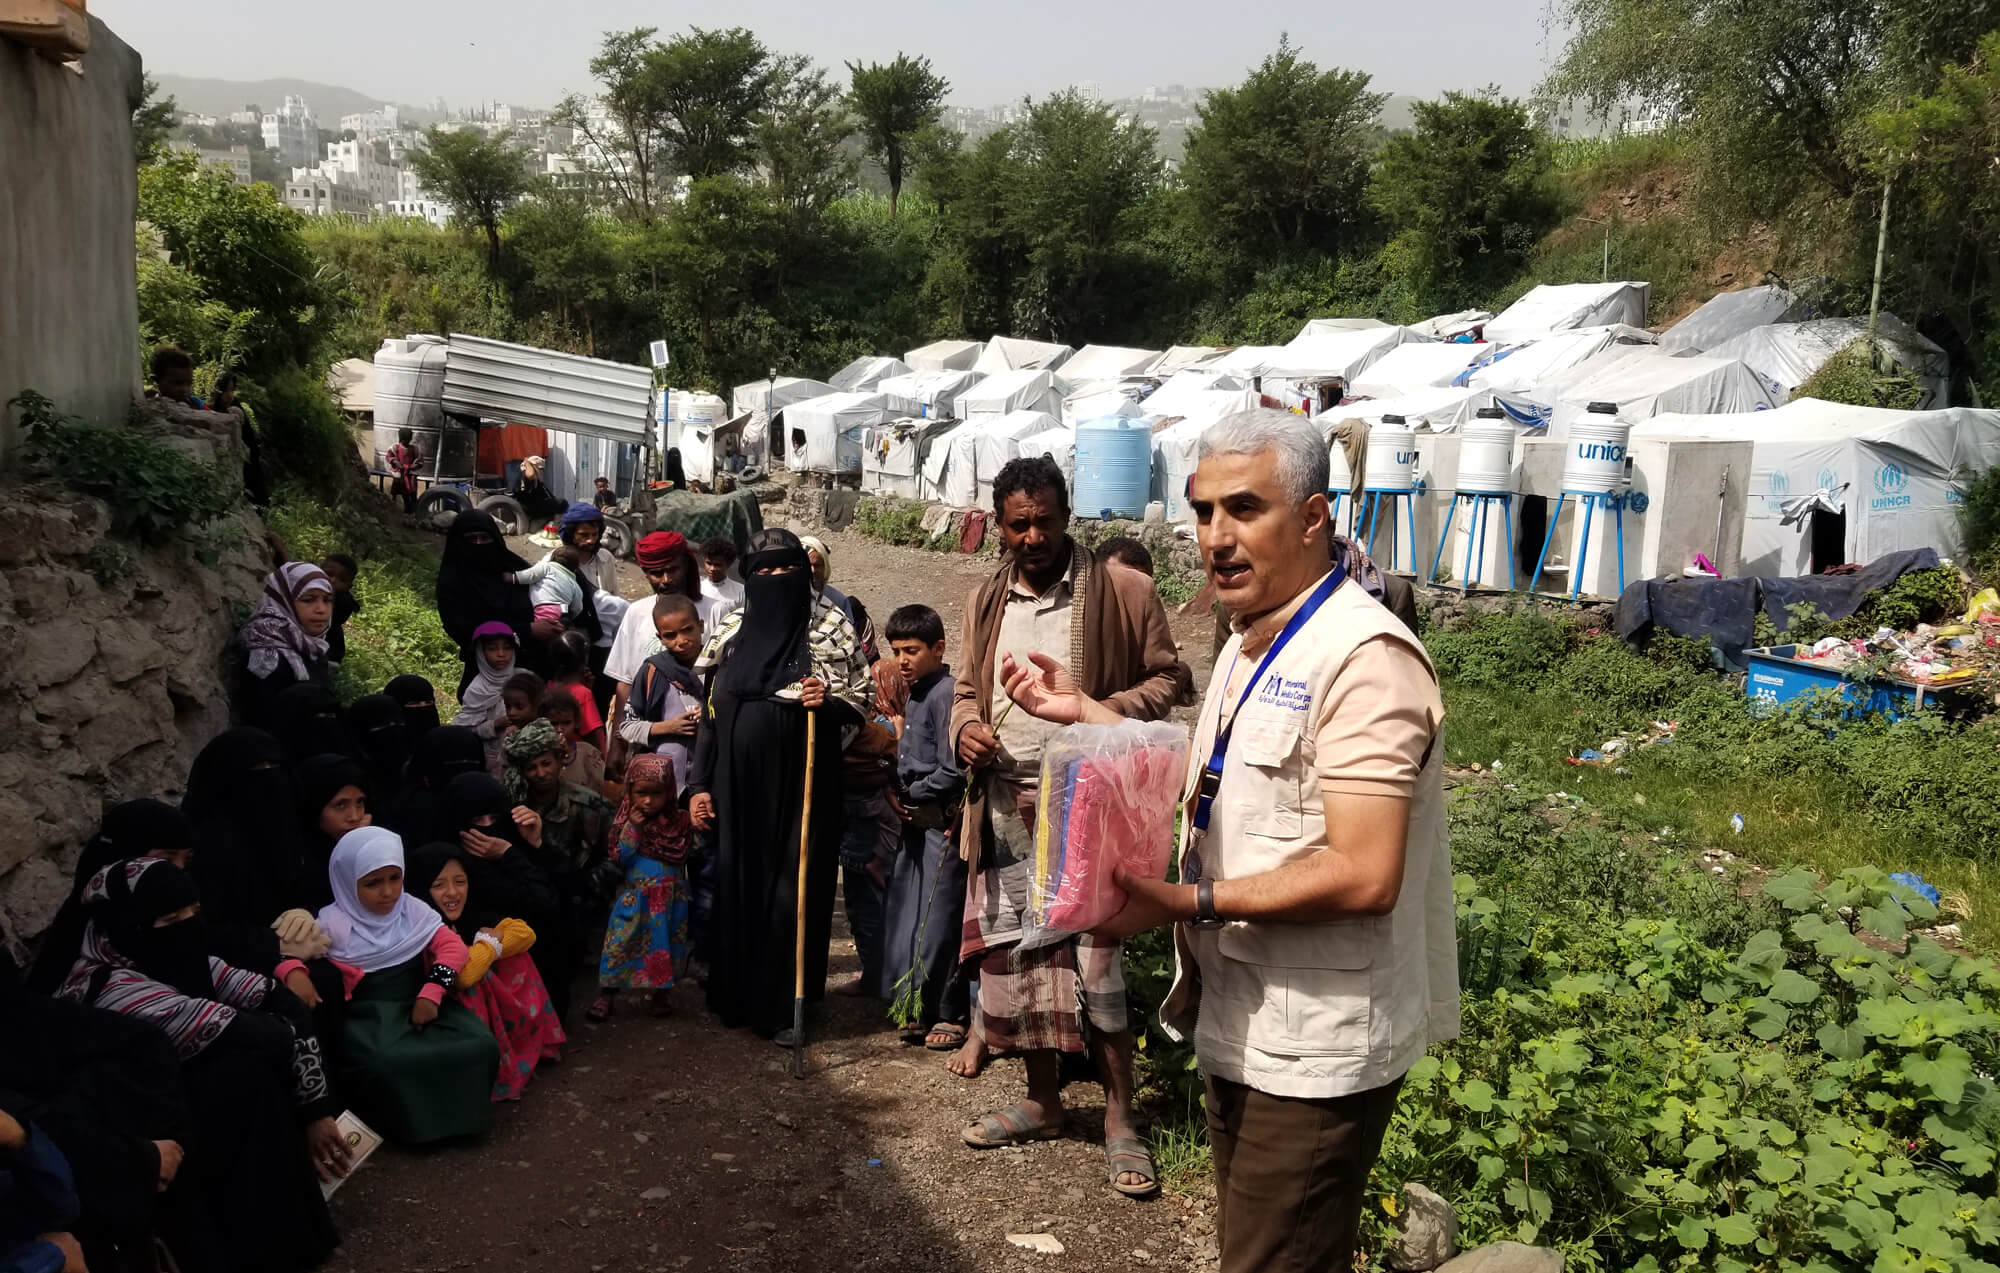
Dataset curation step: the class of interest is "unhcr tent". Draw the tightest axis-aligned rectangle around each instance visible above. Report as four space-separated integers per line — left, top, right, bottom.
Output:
1142 369 1253 419
829 355 914 393
1195 345 1291 379
1018 420 1076 486
1062 345 1162 382
1408 310 1493 340
1634 399 2000 574
904 339 983 372
1658 284 1794 354
960 368 1065 421
785 390 920 474
876 368 984 420
732 375 837 467
1061 383 1149 427
1150 387 1263 521
1265 326 1428 382
973 336 1073 375
1705 315 1950 409
1484 282 1651 345
862 416 955 499
1146 346 1223 376
1295 317 1392 339
1349 343 1488 399
975 410 1064 507
1328 386 1484 433
1460 326 1657 397
1528 349 1777 434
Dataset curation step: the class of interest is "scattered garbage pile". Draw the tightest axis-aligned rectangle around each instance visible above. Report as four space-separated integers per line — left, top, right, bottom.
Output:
1786 589 2000 688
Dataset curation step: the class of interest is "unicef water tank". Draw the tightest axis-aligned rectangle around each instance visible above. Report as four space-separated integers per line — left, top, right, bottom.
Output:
1564 401 1631 494
1457 407 1516 495
371 335 450 470
1364 415 1417 493
1073 417 1152 519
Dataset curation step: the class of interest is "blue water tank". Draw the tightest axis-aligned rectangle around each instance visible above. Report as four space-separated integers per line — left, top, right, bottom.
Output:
1073 417 1152 519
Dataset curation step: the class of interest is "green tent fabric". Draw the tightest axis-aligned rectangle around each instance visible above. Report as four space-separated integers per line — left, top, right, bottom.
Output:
648 489 765 554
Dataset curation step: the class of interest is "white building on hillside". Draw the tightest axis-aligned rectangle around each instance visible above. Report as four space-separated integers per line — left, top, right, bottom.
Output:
319 139 400 207
340 105 401 137
262 95 318 169
385 199 451 227
284 175 372 220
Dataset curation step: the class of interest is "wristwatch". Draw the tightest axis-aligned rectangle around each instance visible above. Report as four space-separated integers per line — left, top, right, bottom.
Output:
1191 878 1224 930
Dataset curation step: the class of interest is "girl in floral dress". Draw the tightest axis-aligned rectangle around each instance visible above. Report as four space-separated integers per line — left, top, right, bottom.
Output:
405 842 567 1101
589 754 690 1020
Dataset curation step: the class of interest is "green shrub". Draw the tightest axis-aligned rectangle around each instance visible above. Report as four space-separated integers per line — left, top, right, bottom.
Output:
11 390 241 546
1796 339 1927 410
1425 605 1575 692
246 366 353 491
1958 465 2000 584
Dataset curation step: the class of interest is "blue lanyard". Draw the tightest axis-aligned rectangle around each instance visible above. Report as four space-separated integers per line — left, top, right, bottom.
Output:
1191 566 1345 836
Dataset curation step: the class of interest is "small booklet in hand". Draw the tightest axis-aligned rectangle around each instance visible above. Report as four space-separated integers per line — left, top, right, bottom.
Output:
320 1111 382 1199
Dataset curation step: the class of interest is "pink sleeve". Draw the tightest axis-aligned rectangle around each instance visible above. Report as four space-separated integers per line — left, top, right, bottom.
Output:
274 958 308 983
329 958 367 999
416 925 471 1004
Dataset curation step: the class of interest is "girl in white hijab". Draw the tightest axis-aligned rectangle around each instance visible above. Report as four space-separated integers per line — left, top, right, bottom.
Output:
317 827 501 1144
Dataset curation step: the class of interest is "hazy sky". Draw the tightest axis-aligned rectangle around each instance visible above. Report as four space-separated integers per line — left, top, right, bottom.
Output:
93 1 1560 109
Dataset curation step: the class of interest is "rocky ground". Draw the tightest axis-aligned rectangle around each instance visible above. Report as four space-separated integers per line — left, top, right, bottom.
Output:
325 526 1224 1273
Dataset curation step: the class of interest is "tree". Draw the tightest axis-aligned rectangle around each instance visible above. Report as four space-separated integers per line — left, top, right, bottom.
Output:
654 176 785 370
754 57 856 259
654 27 778 181
554 27 672 222
1178 37 1386 263
133 75 178 163
138 150 329 370
410 128 530 273
1370 92 1560 309
506 187 619 345
846 54 948 217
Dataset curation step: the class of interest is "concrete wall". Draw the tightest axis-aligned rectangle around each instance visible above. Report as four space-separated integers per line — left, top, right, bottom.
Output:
0 17 144 453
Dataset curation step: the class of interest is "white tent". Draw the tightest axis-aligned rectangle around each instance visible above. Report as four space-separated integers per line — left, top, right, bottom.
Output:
1408 310 1493 340
861 416 955 499
1264 326 1429 382
1146 346 1223 376
1634 398 2000 574
1061 345 1162 382
1150 388 1263 521
828 355 914 393
876 368 984 420
1705 315 1950 409
1531 349 1777 434
1348 343 1489 399
1141 369 1253 419
785 389 921 474
1295 317 1392 339
974 410 1064 508
1018 421 1076 485
1061 383 1149 427
918 420 965 502
678 410 750 488
1329 386 1484 433
1194 345 1291 378
972 336 1073 375
1658 284 1794 354
731 375 837 468
1460 326 1657 398
903 339 983 372
1484 282 1651 345
960 368 1065 421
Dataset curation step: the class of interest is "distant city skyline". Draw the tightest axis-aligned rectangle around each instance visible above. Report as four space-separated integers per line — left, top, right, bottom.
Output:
94 0 1560 115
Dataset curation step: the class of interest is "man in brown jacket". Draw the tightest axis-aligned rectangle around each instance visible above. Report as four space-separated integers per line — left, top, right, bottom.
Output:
950 456 1191 1198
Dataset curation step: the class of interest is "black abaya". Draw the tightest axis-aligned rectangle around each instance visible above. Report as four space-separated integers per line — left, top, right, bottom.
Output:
690 691 847 1035
184 728 304 975
435 510 537 684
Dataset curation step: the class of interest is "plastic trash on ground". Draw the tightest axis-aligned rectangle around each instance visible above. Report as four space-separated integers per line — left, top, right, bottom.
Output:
1889 871 1942 907
1021 720 1189 949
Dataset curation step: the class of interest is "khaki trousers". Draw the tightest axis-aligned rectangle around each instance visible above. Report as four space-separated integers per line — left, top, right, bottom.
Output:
1203 1071 1405 1273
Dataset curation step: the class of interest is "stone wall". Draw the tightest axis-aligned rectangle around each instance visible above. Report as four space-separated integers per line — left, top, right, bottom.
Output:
0 419 268 950
0 16 144 455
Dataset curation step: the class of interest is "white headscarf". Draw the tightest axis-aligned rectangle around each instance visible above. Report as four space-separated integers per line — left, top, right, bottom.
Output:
316 826 442 973
241 562 334 680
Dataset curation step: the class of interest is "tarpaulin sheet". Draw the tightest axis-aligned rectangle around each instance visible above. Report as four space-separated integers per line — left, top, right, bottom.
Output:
1705 315 1950 410
648 489 765 555
1485 282 1650 345
1615 547 1941 665
1658 284 1793 354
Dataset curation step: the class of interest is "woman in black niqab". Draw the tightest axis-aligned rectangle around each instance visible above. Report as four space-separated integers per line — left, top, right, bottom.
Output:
183 728 307 974
435 509 537 689
688 528 855 1038
383 724 484 842
347 693 412 806
270 682 352 762
25 799 194 995
384 674 442 739
440 772 566 1018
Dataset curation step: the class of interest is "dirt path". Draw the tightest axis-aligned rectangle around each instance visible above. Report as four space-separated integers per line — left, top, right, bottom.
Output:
330 526 1221 1273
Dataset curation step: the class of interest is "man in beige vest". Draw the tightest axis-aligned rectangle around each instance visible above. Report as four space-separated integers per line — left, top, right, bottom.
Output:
1098 408 1461 1272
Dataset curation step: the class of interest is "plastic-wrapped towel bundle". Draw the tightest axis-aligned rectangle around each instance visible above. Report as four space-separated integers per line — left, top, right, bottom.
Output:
1021 720 1189 949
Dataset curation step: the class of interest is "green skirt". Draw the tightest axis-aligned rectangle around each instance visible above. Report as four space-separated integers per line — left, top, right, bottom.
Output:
340 956 500 1145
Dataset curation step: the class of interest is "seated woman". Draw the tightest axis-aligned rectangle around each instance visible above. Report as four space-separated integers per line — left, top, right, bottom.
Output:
346 692 413 808
236 563 337 734
405 843 566 1101
384 673 442 740
317 827 499 1145
383 725 485 843
25 798 194 995
440 772 572 1023
55 858 343 1273
296 753 373 915
270 682 353 762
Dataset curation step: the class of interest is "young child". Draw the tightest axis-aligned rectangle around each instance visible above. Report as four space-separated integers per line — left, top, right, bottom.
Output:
699 536 744 613
386 428 423 515
317 826 500 1144
616 594 704 794
321 552 361 666
547 629 607 756
591 475 616 510
880 604 970 1051
506 546 587 629
494 670 546 774
588 754 692 1021
452 622 519 764
538 690 608 793
148 345 200 407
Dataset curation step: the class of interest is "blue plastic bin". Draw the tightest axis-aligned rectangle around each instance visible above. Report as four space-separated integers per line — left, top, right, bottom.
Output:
1742 645 1923 719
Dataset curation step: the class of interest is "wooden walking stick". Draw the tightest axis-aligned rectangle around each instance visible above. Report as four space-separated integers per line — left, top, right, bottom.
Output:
792 709 818 1079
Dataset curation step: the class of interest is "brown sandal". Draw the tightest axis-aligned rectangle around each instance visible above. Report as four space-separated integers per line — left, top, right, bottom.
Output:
962 1103 1064 1149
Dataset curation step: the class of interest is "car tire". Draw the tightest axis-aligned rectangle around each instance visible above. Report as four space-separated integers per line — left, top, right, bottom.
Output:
416 487 471 518
477 493 529 536
600 515 634 560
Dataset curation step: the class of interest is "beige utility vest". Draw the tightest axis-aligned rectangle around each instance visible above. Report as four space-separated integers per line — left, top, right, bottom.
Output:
1160 577 1461 1099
